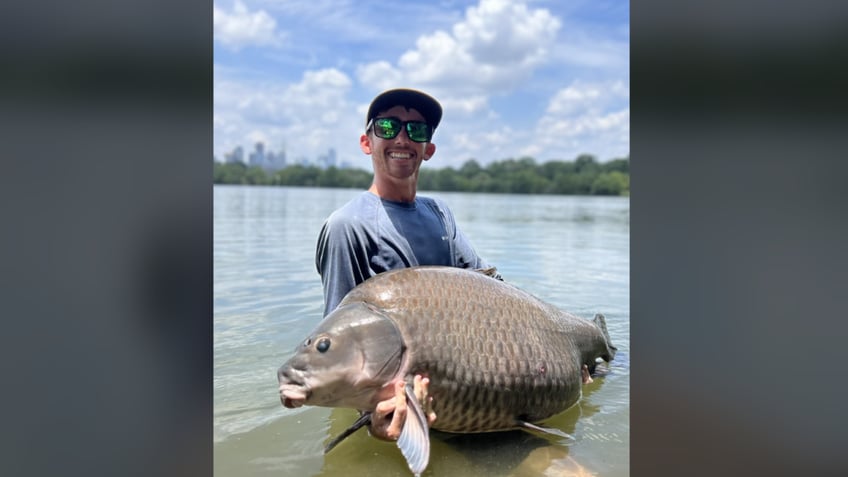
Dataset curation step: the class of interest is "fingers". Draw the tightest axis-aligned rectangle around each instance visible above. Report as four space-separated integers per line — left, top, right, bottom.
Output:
369 380 406 441
413 375 437 425
581 364 594 384
369 376 437 440
412 375 427 402
389 381 406 432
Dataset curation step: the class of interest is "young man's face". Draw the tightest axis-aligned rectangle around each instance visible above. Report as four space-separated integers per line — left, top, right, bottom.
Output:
360 105 437 182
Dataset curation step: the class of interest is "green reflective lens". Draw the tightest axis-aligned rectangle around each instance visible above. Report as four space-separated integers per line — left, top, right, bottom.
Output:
372 117 432 143
406 122 430 142
374 118 401 139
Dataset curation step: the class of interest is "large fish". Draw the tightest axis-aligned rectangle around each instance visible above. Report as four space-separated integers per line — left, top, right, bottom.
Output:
277 266 616 476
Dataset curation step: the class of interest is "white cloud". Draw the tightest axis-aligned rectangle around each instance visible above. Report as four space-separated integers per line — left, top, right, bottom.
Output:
448 125 517 161
214 1 284 51
521 80 630 161
357 0 560 96
545 80 629 118
454 0 560 66
442 94 490 116
354 60 403 93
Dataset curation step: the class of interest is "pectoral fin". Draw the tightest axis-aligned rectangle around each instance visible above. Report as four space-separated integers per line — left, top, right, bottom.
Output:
518 420 576 443
324 412 372 454
397 383 431 477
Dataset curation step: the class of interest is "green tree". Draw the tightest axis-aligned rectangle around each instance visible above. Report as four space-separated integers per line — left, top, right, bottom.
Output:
575 154 600 174
468 171 493 192
541 160 576 178
459 159 482 179
417 168 435 191
244 166 269 185
603 157 629 174
213 162 247 184
212 154 628 196
591 171 630 196
432 167 464 191
550 173 583 195
275 165 322 186
317 166 342 188
509 169 547 194
343 168 373 189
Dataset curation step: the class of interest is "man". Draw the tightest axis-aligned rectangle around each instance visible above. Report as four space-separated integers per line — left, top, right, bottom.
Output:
315 88 499 440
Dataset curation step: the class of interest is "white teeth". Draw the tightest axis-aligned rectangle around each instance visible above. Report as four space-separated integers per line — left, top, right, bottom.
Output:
389 152 411 159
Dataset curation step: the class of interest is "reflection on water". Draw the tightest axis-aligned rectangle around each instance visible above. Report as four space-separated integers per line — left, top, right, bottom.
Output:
214 186 629 476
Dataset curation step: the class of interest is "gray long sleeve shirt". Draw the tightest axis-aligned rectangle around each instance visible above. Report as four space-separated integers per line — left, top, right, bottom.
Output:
315 191 492 317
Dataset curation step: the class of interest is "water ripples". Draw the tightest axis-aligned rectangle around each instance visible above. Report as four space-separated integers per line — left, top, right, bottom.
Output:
214 187 629 475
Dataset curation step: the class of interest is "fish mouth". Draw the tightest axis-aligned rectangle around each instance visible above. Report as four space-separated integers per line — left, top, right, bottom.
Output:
279 384 309 409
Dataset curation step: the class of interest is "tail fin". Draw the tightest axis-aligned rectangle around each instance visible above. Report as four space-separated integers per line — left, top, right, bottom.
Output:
593 313 617 362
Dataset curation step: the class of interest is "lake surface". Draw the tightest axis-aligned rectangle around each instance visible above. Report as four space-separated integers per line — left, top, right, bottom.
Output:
214 185 629 476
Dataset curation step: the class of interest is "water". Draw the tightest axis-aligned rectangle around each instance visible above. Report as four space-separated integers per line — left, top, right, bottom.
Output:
214 185 630 476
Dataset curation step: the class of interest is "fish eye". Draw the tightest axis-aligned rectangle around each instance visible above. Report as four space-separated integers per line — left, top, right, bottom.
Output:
316 338 331 353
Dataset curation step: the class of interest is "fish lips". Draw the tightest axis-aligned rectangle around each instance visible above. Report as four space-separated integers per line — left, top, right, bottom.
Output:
279 384 309 409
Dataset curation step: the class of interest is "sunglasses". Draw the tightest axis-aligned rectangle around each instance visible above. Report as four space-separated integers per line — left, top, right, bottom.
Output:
368 117 433 143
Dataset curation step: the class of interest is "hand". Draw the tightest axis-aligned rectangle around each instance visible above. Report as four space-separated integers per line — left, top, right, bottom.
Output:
369 375 436 441
581 364 594 384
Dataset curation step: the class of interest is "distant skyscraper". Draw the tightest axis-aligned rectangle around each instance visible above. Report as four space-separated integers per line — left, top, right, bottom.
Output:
249 142 266 168
265 151 277 172
225 145 244 164
275 147 287 169
224 142 291 169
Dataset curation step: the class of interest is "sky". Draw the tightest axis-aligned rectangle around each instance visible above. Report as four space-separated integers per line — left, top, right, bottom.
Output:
214 0 629 169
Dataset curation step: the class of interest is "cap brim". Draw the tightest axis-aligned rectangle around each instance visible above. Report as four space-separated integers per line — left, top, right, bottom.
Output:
366 89 442 130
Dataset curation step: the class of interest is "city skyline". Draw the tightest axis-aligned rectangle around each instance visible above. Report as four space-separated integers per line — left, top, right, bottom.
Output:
215 141 347 171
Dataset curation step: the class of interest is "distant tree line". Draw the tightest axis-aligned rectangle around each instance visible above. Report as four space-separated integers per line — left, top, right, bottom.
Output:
214 154 629 196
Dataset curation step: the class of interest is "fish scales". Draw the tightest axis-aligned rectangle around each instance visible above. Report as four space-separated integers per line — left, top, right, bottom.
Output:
336 266 609 433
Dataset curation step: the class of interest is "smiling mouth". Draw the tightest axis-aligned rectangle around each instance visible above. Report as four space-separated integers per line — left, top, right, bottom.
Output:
388 152 412 159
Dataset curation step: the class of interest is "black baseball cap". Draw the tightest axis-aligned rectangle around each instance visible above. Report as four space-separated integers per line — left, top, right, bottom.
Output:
365 88 443 130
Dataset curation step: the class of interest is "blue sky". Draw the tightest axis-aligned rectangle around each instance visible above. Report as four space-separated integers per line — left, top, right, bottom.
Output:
214 0 629 169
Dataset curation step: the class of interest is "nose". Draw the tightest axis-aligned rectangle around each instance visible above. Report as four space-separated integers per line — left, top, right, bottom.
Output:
393 126 413 144
277 365 288 384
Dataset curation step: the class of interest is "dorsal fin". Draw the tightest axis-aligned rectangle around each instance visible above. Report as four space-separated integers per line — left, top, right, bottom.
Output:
474 267 503 280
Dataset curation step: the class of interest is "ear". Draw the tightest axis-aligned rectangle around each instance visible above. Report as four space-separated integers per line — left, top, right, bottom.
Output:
423 143 436 161
360 134 372 155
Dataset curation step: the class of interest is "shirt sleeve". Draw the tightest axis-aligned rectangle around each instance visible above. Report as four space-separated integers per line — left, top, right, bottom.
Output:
452 224 504 281
315 213 371 317
432 197 499 274
452 225 490 269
